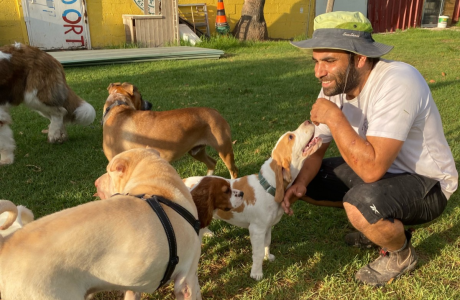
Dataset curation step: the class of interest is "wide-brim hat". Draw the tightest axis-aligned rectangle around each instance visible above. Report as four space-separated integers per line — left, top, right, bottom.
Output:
291 11 393 58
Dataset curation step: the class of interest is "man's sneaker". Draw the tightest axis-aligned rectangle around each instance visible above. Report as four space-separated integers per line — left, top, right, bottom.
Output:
355 230 418 287
345 231 378 248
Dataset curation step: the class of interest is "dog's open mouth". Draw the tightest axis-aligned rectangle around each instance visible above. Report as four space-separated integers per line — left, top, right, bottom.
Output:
302 136 321 157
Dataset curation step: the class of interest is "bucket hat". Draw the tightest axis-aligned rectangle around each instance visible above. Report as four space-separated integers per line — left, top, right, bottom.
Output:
291 11 393 57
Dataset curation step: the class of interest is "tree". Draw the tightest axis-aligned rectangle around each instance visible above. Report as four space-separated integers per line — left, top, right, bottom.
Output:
326 0 335 13
232 0 268 41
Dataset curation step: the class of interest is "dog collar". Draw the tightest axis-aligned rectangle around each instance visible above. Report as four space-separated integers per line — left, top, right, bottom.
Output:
258 172 276 197
102 100 129 124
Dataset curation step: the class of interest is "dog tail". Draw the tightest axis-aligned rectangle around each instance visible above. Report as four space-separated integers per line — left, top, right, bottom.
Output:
16 205 34 226
64 86 96 126
0 200 18 231
64 87 96 126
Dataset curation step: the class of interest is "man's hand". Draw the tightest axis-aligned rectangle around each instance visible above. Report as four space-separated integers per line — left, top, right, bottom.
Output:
310 98 341 126
282 183 307 215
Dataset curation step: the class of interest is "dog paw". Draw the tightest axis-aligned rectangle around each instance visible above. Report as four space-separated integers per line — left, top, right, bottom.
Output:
0 158 14 166
250 272 264 281
264 254 275 262
47 131 68 144
202 228 215 237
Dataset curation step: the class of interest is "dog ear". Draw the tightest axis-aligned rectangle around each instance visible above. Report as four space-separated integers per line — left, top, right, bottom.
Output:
271 159 285 203
108 157 129 178
107 156 131 193
272 150 292 182
121 82 134 96
107 82 120 92
271 153 292 203
282 161 292 183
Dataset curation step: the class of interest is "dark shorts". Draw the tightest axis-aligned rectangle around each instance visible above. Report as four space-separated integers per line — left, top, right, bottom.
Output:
306 157 448 225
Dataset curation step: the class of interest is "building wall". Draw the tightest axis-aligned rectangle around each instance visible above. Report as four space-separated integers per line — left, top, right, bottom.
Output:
86 0 143 47
1 0 314 48
0 0 29 45
179 0 315 40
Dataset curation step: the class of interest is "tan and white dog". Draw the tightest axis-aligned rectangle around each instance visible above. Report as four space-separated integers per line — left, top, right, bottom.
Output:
0 148 202 300
110 176 244 300
0 203 34 237
102 82 238 179
183 121 322 280
0 43 96 165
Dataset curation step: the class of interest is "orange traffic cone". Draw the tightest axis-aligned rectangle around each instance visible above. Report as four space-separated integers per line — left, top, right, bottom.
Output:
216 0 230 34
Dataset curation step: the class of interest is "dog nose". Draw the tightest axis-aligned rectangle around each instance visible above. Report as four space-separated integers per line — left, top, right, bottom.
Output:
234 191 244 197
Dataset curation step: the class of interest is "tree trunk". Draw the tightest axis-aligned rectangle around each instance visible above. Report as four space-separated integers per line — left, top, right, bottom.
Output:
326 0 335 13
232 0 268 41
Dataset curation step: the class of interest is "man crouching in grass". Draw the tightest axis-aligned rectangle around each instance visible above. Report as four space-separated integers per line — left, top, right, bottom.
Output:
283 11 458 287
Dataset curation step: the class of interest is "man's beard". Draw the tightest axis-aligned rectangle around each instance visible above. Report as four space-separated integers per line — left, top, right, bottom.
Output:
322 60 361 97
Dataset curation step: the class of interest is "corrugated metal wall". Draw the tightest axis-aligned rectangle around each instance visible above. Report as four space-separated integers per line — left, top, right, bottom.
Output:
368 0 425 33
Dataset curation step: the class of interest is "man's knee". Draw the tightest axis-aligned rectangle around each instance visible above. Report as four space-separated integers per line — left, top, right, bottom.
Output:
343 202 370 230
343 184 383 227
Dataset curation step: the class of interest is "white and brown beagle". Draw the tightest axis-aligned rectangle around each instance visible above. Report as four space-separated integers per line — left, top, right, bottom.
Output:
183 121 322 280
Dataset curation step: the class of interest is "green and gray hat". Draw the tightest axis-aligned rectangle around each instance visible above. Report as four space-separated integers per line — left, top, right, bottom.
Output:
291 11 393 57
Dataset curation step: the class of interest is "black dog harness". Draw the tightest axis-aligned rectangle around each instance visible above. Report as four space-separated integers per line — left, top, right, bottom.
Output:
119 194 200 289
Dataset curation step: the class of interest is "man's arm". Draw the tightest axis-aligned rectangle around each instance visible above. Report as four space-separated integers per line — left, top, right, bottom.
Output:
282 142 329 214
310 98 403 182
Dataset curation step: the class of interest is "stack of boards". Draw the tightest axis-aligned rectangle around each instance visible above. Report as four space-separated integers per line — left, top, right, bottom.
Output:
48 46 224 67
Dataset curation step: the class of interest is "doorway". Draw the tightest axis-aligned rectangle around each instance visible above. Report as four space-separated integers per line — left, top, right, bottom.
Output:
421 0 445 27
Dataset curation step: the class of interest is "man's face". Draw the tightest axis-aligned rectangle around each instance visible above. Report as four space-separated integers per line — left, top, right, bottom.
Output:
312 50 360 97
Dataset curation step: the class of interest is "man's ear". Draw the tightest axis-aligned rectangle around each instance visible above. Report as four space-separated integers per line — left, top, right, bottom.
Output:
357 55 368 68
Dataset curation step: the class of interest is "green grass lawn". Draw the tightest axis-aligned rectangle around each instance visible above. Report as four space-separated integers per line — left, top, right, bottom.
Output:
1 28 459 299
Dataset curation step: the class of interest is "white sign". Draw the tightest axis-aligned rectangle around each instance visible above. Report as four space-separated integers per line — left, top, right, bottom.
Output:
22 0 91 50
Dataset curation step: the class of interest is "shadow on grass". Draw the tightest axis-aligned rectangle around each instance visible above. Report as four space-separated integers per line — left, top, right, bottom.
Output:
413 191 460 268
186 203 354 299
